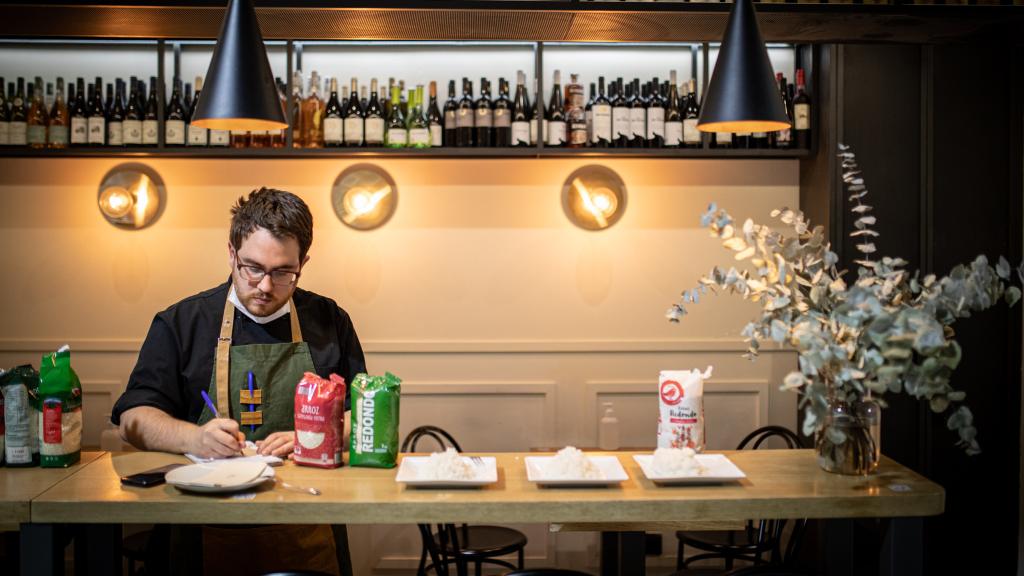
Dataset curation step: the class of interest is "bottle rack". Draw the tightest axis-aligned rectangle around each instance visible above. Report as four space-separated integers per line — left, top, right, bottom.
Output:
0 39 816 159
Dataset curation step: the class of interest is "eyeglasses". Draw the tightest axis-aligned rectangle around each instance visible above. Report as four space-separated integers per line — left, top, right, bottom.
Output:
236 262 300 287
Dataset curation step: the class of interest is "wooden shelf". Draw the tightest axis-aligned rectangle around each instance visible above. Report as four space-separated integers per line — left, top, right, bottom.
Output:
0 2 1020 44
0 146 809 159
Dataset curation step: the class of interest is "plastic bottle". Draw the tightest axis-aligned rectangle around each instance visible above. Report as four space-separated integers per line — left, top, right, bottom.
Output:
598 402 620 451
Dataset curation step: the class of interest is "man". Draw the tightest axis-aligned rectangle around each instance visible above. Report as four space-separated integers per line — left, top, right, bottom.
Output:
112 187 364 575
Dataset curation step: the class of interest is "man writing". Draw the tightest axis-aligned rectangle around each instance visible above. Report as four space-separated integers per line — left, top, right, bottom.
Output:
112 187 364 575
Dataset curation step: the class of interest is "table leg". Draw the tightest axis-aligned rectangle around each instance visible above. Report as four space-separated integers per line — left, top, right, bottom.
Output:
600 532 619 576
77 523 122 576
20 523 62 576
618 531 646 576
880 517 923 576
823 519 854 576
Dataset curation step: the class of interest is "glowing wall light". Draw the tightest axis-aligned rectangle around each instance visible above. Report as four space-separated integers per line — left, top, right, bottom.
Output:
331 164 397 231
561 165 627 231
97 163 165 229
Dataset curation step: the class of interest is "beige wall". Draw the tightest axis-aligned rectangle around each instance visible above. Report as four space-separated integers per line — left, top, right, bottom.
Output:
0 156 800 572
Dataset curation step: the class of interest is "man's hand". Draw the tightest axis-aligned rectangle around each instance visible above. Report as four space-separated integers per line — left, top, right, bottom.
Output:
188 418 245 459
255 431 294 457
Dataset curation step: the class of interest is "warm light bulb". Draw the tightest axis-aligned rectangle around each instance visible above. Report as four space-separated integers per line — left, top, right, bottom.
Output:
99 186 134 219
561 166 626 231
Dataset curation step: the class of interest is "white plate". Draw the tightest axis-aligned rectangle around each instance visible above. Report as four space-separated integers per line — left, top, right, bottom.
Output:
166 460 275 494
633 453 747 485
395 456 498 487
524 455 629 486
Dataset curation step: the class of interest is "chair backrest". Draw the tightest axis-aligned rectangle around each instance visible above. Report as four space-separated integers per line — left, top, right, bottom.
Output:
401 425 462 453
504 571 595 576
736 425 805 450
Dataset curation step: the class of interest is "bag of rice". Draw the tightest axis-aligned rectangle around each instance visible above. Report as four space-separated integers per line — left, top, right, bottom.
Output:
1 365 41 467
293 372 346 469
37 346 83 468
349 372 401 468
657 366 712 452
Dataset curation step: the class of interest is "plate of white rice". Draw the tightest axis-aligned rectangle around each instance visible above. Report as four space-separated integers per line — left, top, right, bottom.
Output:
525 447 629 486
395 448 498 487
633 448 746 485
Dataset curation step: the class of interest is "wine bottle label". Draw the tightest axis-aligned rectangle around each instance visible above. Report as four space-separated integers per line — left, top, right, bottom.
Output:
9 122 27 145
430 124 443 147
794 104 810 130
629 108 645 139
187 124 208 146
107 122 124 146
529 118 538 145
386 128 407 145
0 122 9 145
683 118 701 144
88 117 105 144
123 120 142 144
70 117 87 144
165 120 185 145
475 108 493 128
365 117 385 143
511 121 530 145
493 108 510 128
665 121 683 146
646 108 665 139
753 132 767 138
546 121 566 146
569 121 588 146
456 108 473 128
323 117 343 143
209 129 230 146
344 117 365 143
27 125 46 145
612 107 630 139
409 127 430 146
143 120 159 144
585 110 593 142
592 104 612 143
445 110 456 127
48 125 68 145
716 132 733 144
776 128 791 143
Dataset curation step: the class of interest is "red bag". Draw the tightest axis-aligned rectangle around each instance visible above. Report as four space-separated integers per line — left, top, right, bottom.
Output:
293 372 345 469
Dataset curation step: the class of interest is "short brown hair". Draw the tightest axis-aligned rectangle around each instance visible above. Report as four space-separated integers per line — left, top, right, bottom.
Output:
230 188 313 261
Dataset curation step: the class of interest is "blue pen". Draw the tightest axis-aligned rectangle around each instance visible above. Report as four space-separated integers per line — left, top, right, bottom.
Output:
200 390 219 418
247 371 255 433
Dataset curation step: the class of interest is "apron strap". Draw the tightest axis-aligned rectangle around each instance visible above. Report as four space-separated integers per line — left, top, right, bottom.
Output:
215 292 302 417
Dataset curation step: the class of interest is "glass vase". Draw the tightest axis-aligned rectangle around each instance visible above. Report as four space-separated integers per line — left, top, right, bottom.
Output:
816 399 880 475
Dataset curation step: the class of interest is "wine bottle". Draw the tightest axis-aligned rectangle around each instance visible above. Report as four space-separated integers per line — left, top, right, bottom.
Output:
165 77 186 146
107 79 125 147
645 78 665 148
591 76 612 147
511 71 531 147
408 85 430 149
87 76 106 146
456 77 474 147
48 78 68 148
794 68 811 149
683 77 701 149
612 77 629 148
122 78 142 146
546 70 566 147
493 77 512 147
771 73 793 149
143 77 159 147
323 77 344 147
628 79 645 148
529 78 543 146
187 76 208 147
428 81 443 148
386 84 407 148
474 77 493 148
343 77 365 147
27 78 48 149
585 82 595 146
443 79 458 147
302 71 324 148
0 77 9 146
365 78 386 147
565 73 586 148
664 72 683 149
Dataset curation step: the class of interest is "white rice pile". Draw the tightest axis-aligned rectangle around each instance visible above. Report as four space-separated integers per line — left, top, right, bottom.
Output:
418 447 476 480
652 447 705 476
545 446 603 479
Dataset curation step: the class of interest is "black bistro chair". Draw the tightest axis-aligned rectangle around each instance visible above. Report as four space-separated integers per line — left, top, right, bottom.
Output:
402 426 528 576
674 426 809 574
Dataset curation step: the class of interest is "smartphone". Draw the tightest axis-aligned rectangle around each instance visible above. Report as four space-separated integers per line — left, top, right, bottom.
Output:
120 463 183 487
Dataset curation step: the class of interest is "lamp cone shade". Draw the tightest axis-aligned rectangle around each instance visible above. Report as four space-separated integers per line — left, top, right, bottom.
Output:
697 0 790 133
190 0 287 131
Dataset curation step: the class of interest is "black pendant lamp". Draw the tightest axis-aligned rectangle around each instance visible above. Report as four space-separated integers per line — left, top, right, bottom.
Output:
190 0 287 131
697 0 790 134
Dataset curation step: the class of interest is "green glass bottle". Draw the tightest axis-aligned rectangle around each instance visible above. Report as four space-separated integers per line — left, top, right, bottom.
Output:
386 84 407 148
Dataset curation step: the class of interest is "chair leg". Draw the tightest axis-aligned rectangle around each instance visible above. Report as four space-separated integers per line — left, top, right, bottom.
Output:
475 560 482 576
518 547 524 569
417 542 428 576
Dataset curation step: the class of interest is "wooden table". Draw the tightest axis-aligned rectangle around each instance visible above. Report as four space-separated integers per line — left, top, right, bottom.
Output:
0 451 103 531
25 449 945 576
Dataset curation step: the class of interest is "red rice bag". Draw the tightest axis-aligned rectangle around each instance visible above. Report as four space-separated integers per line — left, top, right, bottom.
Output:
293 372 345 469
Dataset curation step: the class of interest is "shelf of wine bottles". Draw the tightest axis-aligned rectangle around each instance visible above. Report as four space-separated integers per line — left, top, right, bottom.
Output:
0 40 813 158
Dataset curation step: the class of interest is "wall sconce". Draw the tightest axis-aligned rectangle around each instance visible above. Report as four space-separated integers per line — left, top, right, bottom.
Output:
97 163 165 229
561 165 627 231
331 164 397 231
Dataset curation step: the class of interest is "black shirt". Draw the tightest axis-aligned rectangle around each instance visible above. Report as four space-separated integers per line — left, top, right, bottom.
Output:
111 280 366 424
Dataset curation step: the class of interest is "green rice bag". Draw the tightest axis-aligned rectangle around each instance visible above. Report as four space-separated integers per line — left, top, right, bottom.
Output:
37 346 83 468
349 372 401 468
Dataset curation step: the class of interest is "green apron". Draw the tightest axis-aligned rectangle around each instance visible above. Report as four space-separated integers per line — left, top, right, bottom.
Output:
197 293 315 441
